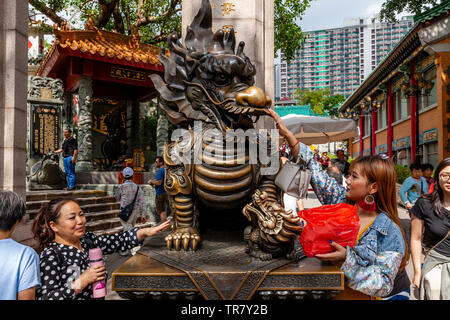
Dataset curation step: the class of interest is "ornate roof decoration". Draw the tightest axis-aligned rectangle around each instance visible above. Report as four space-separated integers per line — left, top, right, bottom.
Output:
36 18 162 76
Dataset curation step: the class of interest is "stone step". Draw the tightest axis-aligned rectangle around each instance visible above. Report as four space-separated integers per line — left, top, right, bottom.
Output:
26 190 107 202
85 216 143 232
27 202 120 220
26 196 117 211
84 210 120 222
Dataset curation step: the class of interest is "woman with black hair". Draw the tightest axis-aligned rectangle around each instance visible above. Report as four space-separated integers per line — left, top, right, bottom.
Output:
411 158 450 300
32 199 170 300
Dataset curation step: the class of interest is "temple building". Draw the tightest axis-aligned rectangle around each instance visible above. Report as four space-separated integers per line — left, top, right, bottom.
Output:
31 19 165 182
340 1 450 168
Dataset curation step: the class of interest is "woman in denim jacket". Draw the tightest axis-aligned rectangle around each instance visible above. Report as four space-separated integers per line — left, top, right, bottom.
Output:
270 109 410 298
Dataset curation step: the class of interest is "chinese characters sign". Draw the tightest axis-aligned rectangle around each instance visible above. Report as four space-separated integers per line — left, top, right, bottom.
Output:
31 105 61 156
221 2 236 16
111 66 146 81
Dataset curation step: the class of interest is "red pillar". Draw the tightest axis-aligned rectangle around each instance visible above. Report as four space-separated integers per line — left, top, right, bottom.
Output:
371 96 378 155
359 108 364 156
387 81 394 157
410 61 417 163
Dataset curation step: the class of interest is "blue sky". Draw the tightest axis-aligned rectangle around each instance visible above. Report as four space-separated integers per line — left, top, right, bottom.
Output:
298 0 410 31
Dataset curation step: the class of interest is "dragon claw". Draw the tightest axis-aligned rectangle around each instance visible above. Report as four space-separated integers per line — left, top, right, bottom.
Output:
165 227 200 251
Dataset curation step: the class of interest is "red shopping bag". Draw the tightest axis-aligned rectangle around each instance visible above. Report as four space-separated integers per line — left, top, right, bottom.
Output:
298 203 360 257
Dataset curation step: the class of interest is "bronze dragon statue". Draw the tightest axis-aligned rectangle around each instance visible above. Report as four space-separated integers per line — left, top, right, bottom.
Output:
150 0 302 260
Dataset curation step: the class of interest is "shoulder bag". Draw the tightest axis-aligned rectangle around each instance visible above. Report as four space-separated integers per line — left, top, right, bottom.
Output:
275 159 311 199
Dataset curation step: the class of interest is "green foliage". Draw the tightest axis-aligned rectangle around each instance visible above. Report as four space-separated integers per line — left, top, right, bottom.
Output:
379 0 439 23
32 0 311 59
294 88 345 117
323 94 346 118
30 0 182 47
395 164 411 184
274 0 312 62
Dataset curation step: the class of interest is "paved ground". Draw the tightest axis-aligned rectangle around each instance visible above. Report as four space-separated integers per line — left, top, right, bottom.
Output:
104 191 419 300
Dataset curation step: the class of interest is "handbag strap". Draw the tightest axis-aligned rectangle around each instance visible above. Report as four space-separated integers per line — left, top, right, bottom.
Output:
424 229 450 259
130 185 140 206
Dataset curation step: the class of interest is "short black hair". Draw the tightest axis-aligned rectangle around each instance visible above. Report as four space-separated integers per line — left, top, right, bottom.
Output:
410 162 422 171
421 163 434 171
0 191 26 231
336 149 345 155
155 156 164 164
64 128 72 134
331 159 345 174
326 167 343 185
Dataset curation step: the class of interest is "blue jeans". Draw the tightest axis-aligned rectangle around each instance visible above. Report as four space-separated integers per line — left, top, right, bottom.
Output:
63 156 76 188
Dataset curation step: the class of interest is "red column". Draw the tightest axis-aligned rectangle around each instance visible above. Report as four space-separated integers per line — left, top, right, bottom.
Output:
371 96 378 155
359 108 364 156
410 61 417 163
387 81 394 157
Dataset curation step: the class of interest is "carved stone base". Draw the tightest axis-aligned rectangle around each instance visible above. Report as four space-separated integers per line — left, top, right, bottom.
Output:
112 231 345 300
75 161 94 172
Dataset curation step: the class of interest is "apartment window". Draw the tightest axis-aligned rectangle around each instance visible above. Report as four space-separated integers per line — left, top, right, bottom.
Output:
424 67 437 107
364 114 371 137
377 100 387 129
396 148 411 167
423 142 438 168
395 89 410 120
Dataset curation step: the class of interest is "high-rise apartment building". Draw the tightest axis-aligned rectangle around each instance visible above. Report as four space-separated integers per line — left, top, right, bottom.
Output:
279 16 414 99
274 63 281 100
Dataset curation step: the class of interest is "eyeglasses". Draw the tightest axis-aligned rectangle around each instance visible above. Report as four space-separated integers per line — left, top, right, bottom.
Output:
439 173 450 181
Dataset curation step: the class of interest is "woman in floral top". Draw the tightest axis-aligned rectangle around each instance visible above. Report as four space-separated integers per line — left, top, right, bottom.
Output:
32 199 170 300
269 109 410 299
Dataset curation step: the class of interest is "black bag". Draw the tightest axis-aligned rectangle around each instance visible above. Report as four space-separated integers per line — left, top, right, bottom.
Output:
118 186 140 222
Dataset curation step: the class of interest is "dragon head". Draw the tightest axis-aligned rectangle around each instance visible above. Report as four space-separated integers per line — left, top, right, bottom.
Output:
150 0 272 133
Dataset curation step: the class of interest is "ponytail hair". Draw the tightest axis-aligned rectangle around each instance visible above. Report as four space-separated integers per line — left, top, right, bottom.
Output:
32 199 74 249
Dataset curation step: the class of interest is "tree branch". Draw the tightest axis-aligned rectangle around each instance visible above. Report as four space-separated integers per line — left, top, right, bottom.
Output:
29 0 65 25
113 1 125 34
132 0 181 35
95 0 120 28
121 0 133 35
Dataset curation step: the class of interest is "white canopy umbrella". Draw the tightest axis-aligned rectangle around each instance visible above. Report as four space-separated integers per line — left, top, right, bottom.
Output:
280 114 358 145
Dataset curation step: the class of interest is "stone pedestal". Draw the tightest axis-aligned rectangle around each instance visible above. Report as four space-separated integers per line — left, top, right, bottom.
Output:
26 76 65 190
0 0 28 197
76 76 94 172
182 0 275 130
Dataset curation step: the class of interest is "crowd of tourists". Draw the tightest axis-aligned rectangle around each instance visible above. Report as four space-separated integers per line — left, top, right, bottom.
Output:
1 114 449 300
270 109 450 301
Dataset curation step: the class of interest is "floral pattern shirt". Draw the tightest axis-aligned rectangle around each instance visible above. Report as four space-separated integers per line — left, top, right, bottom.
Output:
298 142 405 297
37 228 141 300
298 142 346 205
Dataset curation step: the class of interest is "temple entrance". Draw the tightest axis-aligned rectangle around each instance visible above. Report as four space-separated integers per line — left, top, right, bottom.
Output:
35 21 164 178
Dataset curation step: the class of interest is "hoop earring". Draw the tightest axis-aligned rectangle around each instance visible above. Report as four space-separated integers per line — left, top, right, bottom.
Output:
358 194 376 212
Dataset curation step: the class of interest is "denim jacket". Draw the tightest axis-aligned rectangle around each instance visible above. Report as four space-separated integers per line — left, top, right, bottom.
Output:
298 142 405 297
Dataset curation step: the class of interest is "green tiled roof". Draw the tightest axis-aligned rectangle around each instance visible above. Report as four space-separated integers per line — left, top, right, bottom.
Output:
414 0 450 23
274 105 329 117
